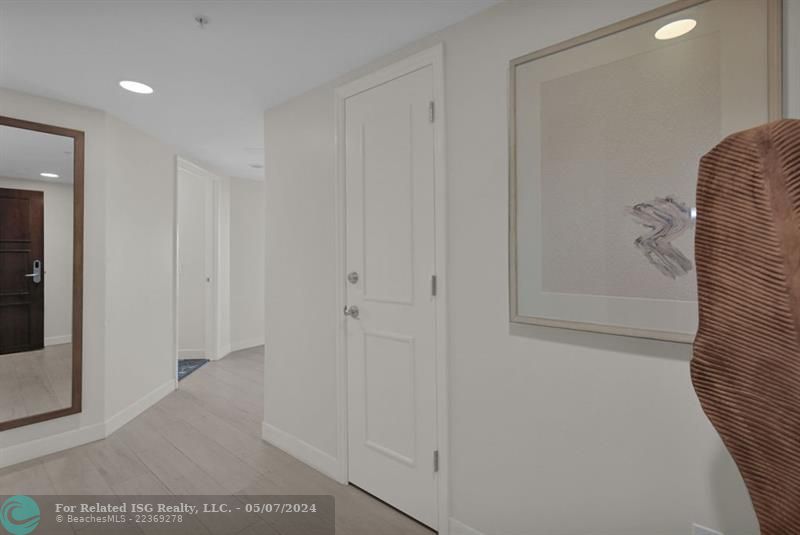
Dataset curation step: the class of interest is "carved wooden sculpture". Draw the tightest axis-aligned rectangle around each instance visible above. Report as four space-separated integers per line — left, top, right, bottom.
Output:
692 119 800 533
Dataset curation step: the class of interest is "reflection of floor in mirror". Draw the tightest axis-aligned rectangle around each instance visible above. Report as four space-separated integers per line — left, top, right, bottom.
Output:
0 343 71 423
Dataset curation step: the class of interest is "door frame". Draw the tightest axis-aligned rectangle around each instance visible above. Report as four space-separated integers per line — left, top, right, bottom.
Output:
174 157 231 372
334 43 449 533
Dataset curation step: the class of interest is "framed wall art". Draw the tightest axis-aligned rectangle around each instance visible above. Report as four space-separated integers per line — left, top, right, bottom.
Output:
509 0 783 342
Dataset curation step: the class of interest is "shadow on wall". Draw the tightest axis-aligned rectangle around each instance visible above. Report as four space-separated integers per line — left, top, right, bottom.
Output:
710 445 759 535
509 322 691 363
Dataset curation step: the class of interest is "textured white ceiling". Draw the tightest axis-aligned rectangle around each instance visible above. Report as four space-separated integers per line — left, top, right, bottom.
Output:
0 0 496 179
0 125 74 184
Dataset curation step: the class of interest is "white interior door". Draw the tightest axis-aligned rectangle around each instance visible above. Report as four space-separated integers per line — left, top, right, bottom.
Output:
344 65 438 529
177 169 214 358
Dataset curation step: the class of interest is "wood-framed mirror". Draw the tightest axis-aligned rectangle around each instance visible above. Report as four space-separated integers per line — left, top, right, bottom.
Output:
0 115 84 431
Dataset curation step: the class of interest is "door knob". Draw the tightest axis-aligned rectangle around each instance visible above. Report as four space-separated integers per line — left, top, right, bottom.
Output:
344 305 360 319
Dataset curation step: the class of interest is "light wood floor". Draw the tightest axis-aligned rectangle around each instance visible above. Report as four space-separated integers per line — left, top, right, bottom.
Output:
0 343 72 422
0 346 434 535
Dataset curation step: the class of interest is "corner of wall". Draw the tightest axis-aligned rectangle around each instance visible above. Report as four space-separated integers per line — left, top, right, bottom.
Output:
261 421 341 480
230 338 265 353
449 518 487 535
105 379 176 435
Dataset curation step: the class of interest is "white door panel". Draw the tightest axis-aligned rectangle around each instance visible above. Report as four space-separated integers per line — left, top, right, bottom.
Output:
345 65 438 529
177 171 213 357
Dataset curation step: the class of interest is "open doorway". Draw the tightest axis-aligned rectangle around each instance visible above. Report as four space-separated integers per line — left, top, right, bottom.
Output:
174 157 265 384
175 158 229 381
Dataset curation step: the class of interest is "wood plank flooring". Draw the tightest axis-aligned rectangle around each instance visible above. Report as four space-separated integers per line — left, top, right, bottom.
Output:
0 346 434 535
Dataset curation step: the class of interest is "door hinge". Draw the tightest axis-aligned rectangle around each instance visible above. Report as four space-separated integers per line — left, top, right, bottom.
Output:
431 275 437 297
433 450 439 473
428 101 435 123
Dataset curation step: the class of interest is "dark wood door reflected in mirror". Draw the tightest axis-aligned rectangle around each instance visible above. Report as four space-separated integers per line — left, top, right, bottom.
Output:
0 116 83 431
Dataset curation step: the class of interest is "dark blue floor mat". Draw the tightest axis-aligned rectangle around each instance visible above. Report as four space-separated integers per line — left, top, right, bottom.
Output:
178 358 209 381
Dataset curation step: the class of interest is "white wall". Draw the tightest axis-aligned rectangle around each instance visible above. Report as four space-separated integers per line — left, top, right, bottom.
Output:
0 89 176 466
0 88 108 464
787 0 800 119
261 1 799 533
0 176 73 345
103 115 176 420
216 177 231 357
230 178 265 351
265 87 340 460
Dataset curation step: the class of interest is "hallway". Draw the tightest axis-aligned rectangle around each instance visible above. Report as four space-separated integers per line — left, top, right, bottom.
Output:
0 347 433 534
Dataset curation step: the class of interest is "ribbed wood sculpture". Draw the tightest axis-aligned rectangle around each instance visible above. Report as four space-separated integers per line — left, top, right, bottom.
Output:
692 119 800 533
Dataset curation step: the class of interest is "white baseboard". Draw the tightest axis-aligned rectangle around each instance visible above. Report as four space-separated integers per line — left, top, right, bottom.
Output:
450 518 487 535
230 338 264 353
45 335 71 347
105 379 177 435
0 379 177 470
0 421 105 469
261 421 340 480
212 345 231 361
178 349 206 359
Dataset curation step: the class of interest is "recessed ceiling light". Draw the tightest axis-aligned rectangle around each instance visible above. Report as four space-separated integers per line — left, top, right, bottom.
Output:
40 172 59 178
119 80 154 94
655 19 697 40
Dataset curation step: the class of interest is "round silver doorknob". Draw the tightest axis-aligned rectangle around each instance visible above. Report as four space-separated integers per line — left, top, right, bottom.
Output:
344 305 360 319
347 271 359 284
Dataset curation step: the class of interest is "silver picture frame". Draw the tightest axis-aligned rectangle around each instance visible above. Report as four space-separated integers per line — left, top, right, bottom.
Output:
508 0 783 342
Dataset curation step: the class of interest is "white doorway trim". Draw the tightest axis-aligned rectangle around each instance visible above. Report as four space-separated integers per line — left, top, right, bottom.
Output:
175 157 231 370
334 43 449 534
